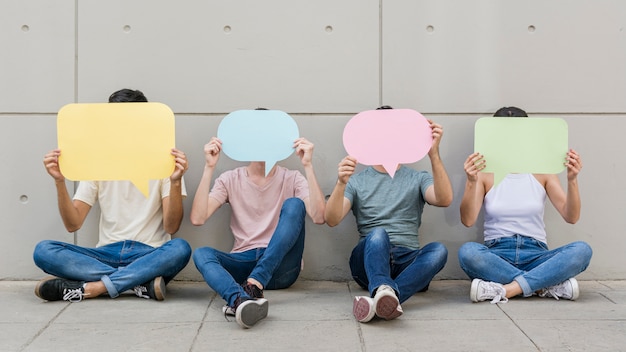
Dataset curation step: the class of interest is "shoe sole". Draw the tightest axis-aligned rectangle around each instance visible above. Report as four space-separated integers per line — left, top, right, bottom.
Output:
34 276 58 300
153 277 166 301
353 296 375 323
375 294 399 320
569 278 580 301
470 279 480 302
236 299 269 329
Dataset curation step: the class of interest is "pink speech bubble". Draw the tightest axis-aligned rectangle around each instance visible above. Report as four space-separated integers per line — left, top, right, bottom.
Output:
343 109 432 177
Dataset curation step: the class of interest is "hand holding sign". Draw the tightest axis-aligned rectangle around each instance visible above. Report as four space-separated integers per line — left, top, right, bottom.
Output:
342 109 432 177
57 103 175 197
217 110 299 175
474 117 568 186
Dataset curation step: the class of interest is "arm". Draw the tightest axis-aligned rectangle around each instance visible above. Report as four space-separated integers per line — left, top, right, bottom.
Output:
324 156 356 227
294 138 325 224
162 148 188 234
545 149 582 224
459 152 487 227
423 120 453 207
190 138 223 226
43 149 91 232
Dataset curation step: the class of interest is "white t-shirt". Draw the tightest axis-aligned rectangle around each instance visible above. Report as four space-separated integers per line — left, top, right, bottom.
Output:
73 178 187 248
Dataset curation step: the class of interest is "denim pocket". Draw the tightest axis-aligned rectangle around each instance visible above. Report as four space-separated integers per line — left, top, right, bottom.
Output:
484 238 501 248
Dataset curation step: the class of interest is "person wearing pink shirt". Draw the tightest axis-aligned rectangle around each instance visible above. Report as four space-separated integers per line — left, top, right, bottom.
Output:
190 132 325 329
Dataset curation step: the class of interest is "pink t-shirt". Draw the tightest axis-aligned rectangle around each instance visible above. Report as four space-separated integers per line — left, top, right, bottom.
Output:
209 166 309 252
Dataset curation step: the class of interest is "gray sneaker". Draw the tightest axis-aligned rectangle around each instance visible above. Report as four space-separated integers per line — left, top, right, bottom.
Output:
234 297 269 329
470 279 508 304
539 278 579 301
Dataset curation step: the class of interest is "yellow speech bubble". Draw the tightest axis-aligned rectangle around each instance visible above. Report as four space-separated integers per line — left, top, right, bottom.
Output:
57 103 175 197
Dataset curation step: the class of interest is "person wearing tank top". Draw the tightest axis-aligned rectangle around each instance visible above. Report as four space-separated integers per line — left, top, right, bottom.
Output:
458 106 592 304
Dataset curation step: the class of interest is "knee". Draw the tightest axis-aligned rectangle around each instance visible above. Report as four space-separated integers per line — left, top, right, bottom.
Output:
168 238 192 261
33 240 58 265
430 242 449 262
458 242 482 262
281 198 306 218
571 241 593 265
366 228 389 243
192 247 217 266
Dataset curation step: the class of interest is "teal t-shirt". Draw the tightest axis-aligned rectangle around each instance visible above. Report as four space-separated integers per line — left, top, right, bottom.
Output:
344 166 433 250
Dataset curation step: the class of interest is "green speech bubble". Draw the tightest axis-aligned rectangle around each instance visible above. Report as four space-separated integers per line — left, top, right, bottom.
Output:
475 117 568 186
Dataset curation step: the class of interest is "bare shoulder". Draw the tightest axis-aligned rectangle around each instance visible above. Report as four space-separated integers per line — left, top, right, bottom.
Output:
478 172 494 194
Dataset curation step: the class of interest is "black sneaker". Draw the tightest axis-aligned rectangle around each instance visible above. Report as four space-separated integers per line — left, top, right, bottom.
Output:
233 296 269 329
133 276 166 301
35 277 85 303
242 282 264 299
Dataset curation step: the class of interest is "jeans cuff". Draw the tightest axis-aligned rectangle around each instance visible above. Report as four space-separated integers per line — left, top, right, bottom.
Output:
514 275 533 297
100 275 119 298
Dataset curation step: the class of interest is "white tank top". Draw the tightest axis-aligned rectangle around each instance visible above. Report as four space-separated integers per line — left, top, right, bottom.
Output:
483 173 547 243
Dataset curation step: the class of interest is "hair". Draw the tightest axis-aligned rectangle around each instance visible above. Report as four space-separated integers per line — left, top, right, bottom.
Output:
108 89 148 103
254 107 268 110
493 106 527 117
376 105 393 110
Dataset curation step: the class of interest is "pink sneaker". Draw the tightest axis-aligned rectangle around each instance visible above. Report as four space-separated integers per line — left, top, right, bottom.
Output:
353 296 375 323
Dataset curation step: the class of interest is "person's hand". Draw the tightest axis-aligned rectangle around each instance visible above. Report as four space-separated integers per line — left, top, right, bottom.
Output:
565 149 582 181
294 137 314 167
170 148 188 181
464 152 486 183
337 156 357 185
428 119 444 157
43 149 65 182
203 137 222 168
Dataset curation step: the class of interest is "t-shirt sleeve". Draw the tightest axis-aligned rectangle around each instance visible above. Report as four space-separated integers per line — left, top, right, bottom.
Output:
161 177 188 199
293 171 309 200
344 178 356 204
73 181 98 206
208 173 229 205
419 172 434 198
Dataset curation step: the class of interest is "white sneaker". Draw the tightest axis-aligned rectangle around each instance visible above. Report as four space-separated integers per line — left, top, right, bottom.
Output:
373 285 400 320
539 278 579 301
353 296 376 323
470 279 508 304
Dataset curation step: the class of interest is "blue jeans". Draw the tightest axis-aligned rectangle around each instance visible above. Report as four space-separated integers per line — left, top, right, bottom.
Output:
349 227 448 303
458 235 592 297
193 198 306 307
33 238 192 298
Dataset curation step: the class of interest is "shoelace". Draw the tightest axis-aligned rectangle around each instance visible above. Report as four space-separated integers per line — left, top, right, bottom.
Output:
63 288 84 303
542 286 565 300
481 283 509 304
134 285 150 299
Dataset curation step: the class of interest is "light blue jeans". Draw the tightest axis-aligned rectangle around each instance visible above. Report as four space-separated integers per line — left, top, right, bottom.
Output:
458 235 592 297
33 238 192 298
193 198 306 307
349 227 448 303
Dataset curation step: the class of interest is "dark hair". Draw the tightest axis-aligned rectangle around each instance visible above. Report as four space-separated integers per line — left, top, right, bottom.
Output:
493 106 527 117
108 89 148 103
255 107 268 110
376 105 393 110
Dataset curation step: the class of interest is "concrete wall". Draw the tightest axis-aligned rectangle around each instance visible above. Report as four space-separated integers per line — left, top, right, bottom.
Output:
1 0 625 281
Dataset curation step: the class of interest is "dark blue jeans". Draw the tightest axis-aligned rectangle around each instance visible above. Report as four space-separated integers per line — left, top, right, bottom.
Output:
458 235 592 296
193 198 306 307
33 238 192 297
349 227 448 303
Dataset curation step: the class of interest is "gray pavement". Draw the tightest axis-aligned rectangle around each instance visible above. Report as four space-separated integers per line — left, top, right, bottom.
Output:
1 279 625 352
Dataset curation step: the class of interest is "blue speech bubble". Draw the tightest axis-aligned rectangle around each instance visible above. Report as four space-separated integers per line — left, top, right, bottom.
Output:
217 110 299 175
